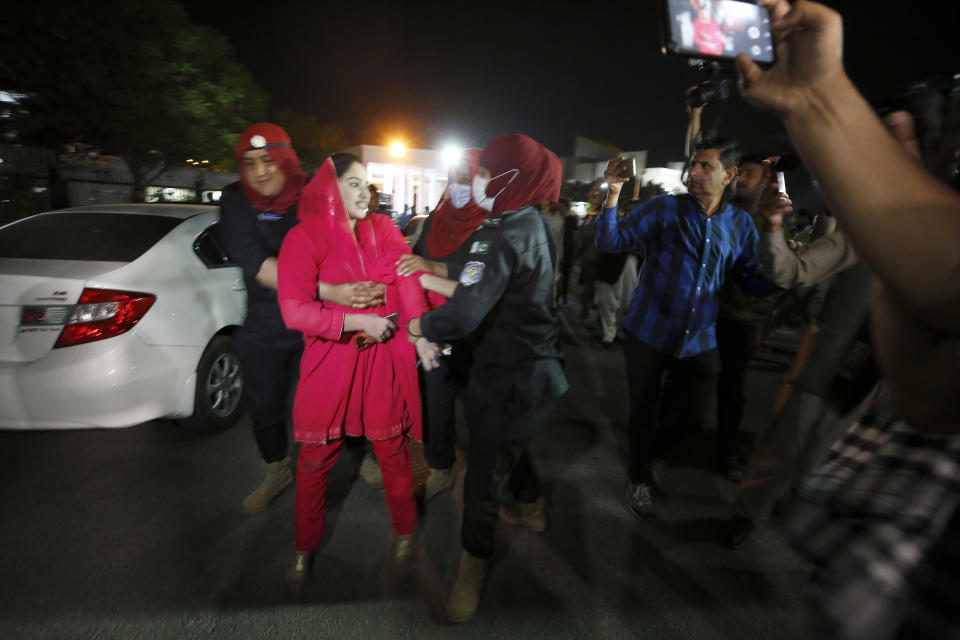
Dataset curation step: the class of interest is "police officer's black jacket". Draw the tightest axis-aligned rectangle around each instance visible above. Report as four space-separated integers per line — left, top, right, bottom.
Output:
215 182 301 344
420 205 568 413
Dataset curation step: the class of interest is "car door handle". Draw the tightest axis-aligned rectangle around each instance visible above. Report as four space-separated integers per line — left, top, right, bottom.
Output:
230 278 245 291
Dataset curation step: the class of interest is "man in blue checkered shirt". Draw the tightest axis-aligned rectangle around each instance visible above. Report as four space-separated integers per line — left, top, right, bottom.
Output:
597 138 775 518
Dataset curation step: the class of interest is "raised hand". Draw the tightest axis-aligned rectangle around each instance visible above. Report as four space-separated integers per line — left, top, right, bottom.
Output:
603 157 632 196
757 182 793 231
735 0 845 118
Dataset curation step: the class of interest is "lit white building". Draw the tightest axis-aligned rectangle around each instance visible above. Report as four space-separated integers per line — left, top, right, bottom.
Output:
642 166 687 195
561 135 648 184
343 144 447 214
561 135 687 197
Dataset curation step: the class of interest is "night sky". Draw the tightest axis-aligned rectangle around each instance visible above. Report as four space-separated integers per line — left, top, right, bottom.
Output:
186 0 957 169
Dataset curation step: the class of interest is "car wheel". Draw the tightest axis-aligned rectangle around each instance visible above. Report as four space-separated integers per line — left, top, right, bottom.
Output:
179 335 245 431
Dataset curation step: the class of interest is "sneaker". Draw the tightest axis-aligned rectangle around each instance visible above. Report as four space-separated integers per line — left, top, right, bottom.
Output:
242 456 293 515
359 452 383 489
625 482 656 519
423 467 454 500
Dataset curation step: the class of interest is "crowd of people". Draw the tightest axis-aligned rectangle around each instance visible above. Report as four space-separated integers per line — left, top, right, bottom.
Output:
214 1 959 635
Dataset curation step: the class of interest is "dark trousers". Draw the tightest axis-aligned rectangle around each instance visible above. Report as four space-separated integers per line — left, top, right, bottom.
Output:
623 334 720 483
461 385 556 559
236 330 301 463
558 258 574 304
422 355 469 470
715 316 757 459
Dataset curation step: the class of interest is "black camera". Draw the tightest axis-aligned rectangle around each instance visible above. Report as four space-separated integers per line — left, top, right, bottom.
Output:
687 62 731 108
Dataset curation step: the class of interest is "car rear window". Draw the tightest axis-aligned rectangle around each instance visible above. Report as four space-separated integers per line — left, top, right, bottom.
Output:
0 212 182 261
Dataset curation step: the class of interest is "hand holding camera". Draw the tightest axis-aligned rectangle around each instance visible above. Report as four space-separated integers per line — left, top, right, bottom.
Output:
685 85 707 114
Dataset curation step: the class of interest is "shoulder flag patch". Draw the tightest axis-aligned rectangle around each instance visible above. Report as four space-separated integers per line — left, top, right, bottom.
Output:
468 241 491 255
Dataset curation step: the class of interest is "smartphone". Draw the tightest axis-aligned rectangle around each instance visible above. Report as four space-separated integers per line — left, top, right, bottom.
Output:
660 0 775 65
776 171 787 196
353 332 375 350
618 158 637 179
354 313 399 351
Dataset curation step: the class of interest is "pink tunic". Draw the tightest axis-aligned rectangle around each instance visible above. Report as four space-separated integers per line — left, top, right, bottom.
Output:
277 166 429 444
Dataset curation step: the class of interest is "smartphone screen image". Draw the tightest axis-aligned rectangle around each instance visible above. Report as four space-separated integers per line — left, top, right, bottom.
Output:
663 0 774 64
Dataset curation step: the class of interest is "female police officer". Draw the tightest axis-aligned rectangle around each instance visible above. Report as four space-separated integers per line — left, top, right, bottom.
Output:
407 134 568 623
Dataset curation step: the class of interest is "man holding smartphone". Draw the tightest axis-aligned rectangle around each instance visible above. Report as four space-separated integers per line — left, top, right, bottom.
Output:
597 138 775 518
714 153 778 480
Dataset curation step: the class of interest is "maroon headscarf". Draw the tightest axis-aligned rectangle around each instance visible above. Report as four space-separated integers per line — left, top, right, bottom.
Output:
426 148 488 259
477 134 562 215
234 122 306 215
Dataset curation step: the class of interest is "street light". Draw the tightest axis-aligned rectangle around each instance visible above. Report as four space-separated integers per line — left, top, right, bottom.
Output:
441 145 460 166
390 141 406 158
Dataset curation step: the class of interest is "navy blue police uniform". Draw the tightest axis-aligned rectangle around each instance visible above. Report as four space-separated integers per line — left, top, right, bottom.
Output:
420 205 567 558
216 182 302 462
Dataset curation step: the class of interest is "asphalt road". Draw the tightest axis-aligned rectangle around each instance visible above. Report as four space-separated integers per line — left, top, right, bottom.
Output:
0 305 814 640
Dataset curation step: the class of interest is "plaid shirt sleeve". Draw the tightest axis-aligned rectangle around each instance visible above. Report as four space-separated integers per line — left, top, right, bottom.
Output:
595 198 659 254
728 217 780 297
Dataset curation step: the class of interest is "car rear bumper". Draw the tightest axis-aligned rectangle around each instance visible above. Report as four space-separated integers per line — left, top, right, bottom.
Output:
0 335 202 429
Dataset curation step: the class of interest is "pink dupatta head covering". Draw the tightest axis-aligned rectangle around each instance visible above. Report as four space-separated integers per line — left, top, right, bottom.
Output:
297 157 410 292
478 134 562 215
296 157 374 280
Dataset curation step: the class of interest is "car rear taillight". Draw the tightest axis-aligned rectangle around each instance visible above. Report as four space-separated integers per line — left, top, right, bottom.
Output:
22 288 156 348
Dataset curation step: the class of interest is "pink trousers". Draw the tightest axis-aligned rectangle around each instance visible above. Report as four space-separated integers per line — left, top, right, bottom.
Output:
294 435 416 552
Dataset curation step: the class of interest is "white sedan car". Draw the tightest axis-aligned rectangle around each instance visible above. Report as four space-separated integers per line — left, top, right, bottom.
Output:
0 204 248 430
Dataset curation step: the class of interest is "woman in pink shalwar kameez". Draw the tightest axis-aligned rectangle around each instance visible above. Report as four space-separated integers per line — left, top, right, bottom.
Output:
277 153 435 592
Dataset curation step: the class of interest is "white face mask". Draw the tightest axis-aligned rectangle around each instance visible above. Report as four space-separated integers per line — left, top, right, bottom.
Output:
448 183 472 209
472 169 519 212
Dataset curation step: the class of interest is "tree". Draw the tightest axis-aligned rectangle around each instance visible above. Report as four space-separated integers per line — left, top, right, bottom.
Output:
0 0 267 193
274 110 350 174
